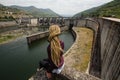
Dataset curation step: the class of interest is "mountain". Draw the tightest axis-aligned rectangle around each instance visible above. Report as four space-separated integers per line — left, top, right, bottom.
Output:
0 4 4 7
74 6 101 17
0 4 31 20
74 0 120 18
10 5 60 17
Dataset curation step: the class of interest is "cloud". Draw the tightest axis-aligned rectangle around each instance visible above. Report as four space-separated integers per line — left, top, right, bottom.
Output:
0 0 113 16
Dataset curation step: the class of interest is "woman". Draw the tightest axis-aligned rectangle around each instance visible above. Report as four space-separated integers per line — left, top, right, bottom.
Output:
39 25 64 79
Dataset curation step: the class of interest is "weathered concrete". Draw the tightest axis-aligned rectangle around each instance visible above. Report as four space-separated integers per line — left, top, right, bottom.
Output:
61 27 101 80
76 19 101 78
26 31 49 44
98 17 120 80
76 18 120 80
28 17 120 80
77 17 120 80
0 21 17 28
18 17 71 27
29 68 70 80
26 26 69 44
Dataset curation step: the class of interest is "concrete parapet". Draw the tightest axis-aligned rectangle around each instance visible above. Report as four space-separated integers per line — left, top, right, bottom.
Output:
26 26 69 44
26 31 49 44
61 27 101 80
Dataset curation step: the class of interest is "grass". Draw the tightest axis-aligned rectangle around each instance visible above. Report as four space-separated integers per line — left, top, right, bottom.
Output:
0 29 24 44
0 35 14 43
72 27 93 72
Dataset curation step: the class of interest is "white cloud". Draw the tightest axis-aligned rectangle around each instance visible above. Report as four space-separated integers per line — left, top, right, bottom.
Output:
0 0 113 16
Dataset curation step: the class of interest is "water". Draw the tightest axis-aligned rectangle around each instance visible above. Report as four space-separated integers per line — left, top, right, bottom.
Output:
0 31 74 80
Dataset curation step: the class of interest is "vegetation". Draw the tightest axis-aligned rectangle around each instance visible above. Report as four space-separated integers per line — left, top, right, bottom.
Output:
74 0 120 18
64 27 93 72
0 29 24 44
0 4 31 21
0 35 14 43
0 4 60 21
72 28 93 72
10 5 60 17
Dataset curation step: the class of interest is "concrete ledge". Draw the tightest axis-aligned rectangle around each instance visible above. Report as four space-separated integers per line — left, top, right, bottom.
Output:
61 27 101 80
102 17 120 23
26 26 69 44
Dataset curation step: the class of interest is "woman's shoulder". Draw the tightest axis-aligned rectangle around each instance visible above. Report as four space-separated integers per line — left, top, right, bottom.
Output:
60 40 64 44
60 40 64 49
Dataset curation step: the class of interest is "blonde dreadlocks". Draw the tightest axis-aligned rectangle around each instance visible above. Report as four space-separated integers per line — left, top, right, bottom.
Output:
48 25 63 67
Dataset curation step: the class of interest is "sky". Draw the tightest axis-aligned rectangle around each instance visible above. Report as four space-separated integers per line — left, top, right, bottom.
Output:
0 0 113 16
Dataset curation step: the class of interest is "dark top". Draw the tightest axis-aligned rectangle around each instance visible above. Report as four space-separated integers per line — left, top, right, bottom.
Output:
47 40 64 69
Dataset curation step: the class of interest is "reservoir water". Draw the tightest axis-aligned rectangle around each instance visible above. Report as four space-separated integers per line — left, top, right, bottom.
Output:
0 31 74 80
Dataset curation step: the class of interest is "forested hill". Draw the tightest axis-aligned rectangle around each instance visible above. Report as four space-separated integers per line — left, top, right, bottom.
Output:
74 0 120 18
0 3 60 21
10 5 60 17
0 4 31 20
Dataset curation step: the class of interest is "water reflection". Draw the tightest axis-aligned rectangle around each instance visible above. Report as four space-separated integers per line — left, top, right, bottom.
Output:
0 30 74 80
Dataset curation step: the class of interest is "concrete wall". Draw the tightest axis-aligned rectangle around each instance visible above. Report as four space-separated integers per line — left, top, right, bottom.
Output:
0 21 17 28
26 31 49 44
76 19 101 78
98 18 120 80
26 26 69 44
76 18 120 80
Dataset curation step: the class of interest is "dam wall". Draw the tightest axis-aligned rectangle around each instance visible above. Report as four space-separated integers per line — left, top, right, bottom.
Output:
76 19 101 78
76 17 120 80
28 17 120 80
98 17 120 80
26 26 69 44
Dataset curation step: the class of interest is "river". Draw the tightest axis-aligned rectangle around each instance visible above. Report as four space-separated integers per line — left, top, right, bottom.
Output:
0 30 74 80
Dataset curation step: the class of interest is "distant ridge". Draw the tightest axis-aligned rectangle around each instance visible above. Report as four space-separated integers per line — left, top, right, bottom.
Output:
0 4 4 6
74 0 120 18
10 5 60 17
0 4 31 20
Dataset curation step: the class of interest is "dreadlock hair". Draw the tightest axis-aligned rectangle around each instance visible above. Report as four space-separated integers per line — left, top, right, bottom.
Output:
48 25 63 67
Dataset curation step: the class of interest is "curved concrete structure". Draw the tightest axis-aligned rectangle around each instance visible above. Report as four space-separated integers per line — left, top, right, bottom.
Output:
29 17 120 80
26 26 69 44
75 17 120 80
61 27 100 80
29 26 100 80
98 17 120 80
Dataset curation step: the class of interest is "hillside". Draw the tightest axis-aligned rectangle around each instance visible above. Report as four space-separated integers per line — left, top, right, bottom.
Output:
10 5 60 17
74 0 120 18
0 4 32 21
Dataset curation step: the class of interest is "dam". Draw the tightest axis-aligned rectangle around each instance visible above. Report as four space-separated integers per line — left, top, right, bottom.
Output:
0 17 120 80
29 17 120 80
74 17 120 80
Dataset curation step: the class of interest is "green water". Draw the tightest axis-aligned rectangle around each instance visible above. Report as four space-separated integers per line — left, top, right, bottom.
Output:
0 31 74 80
